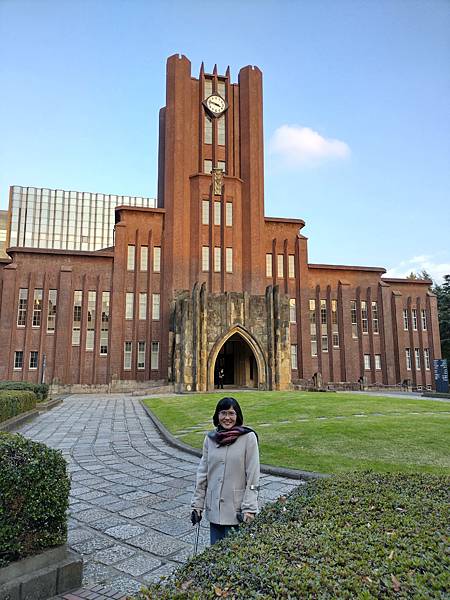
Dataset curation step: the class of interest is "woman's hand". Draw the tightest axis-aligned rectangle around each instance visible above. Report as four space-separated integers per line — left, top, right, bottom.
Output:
191 509 203 525
243 512 255 523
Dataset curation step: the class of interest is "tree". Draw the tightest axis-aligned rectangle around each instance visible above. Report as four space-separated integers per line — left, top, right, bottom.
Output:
434 275 450 364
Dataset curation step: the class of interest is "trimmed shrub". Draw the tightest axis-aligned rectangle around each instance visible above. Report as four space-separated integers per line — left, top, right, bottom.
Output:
0 433 70 567
0 390 36 423
0 381 49 401
136 472 449 599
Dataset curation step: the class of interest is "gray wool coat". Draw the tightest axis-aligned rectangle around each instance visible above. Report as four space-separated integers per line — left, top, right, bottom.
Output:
191 431 260 526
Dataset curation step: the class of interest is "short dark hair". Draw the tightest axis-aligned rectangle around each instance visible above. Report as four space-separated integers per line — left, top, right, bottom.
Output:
213 397 244 427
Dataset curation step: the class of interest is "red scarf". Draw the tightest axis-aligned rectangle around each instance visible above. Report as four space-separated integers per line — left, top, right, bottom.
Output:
208 426 256 446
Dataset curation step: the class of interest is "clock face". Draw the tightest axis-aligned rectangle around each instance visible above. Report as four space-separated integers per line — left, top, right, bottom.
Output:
205 94 226 116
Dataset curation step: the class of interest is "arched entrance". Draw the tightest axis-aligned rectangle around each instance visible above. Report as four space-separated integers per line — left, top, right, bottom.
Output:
207 326 267 390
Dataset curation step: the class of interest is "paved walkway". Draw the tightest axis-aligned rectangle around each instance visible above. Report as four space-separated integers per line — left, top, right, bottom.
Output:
15 395 301 597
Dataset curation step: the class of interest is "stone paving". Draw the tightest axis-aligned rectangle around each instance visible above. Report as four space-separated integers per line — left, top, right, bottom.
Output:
15 395 301 596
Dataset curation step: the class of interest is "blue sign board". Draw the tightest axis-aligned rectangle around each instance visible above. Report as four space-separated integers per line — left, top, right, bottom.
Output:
433 359 449 393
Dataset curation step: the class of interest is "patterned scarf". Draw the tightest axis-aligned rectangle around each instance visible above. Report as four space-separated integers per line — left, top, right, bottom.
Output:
208 426 256 447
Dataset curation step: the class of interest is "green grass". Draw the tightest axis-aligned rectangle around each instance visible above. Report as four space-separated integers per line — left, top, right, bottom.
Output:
144 392 450 474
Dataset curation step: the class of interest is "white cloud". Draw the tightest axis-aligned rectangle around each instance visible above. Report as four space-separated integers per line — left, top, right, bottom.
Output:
384 255 450 284
270 124 350 167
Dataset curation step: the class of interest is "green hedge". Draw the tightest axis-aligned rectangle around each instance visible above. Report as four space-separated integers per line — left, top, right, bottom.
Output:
137 472 449 599
0 390 36 424
0 433 70 567
0 381 49 401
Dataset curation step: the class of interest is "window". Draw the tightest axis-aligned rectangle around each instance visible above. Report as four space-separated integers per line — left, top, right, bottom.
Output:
415 348 421 369
204 159 213 173
403 309 409 331
214 247 221 272
32 289 43 327
288 255 295 278
218 115 225 146
226 202 233 226
124 341 132 370
372 301 379 334
86 291 96 351
322 335 329 353
202 200 210 225
226 248 233 273
320 300 327 325
289 298 296 323
405 348 412 370
125 292 134 320
266 253 272 277
375 354 382 370
351 301 358 338
47 289 57 332
331 299 339 347
277 254 284 278
140 246 148 271
137 341 146 370
364 354 371 370
17 288 28 326
290 344 298 370
421 309 427 331
204 115 213 144
29 351 38 370
72 291 82 346
152 293 160 320
310 299 317 357
14 351 23 369
361 301 368 334
332 332 339 348
153 247 161 272
151 341 160 370
424 348 430 370
217 161 226 172
204 78 213 99
127 245 135 270
412 309 418 331
202 246 209 271
214 201 221 225
100 292 110 355
139 293 147 320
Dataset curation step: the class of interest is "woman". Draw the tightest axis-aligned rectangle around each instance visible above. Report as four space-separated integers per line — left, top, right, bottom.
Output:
191 397 260 545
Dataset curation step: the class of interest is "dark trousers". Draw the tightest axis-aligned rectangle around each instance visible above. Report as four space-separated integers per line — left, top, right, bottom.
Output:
210 523 238 545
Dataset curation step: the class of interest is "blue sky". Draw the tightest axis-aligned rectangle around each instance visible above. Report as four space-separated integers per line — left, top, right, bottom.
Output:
1 0 449 281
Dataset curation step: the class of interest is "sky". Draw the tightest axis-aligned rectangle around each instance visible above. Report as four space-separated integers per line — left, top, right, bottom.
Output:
0 0 449 282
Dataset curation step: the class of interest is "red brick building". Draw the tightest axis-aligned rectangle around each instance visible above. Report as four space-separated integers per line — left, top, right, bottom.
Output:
0 54 441 392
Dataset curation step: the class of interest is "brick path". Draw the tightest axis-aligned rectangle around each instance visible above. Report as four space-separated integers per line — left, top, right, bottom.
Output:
15 395 300 597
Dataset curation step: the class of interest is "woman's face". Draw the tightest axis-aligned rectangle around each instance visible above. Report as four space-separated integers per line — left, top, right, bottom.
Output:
218 407 237 429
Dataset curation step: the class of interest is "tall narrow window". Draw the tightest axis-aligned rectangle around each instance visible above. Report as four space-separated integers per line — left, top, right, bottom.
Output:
415 348 421 369
351 301 358 338
153 247 161 273
226 248 233 273
204 78 213 99
218 115 225 146
100 291 110 356
140 246 148 271
17 289 28 327
403 309 409 330
124 341 132 370
204 115 213 144
127 245 135 270
310 299 317 357
47 289 57 333
86 291 96 351
266 254 273 277
125 292 134 320
32 289 43 327
217 160 226 172
72 291 82 346
372 301 379 333
277 254 284 278
331 299 339 347
151 341 160 370
202 200 210 225
288 255 295 278
421 309 427 331
139 292 147 320
14 351 24 369
375 354 382 370
289 298 296 323
405 348 412 370
320 300 327 325
214 247 221 272
424 348 430 370
202 246 209 271
152 293 160 320
204 159 213 173
137 341 146 370
361 301 368 333
364 354 371 370
226 202 233 226
29 351 38 370
412 309 418 331
214 201 221 225
322 335 329 352
290 344 298 370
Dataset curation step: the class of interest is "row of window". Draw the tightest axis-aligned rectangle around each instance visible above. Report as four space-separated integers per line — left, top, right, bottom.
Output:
127 246 161 272
14 350 38 370
351 300 379 338
363 354 383 370
72 291 110 353
309 299 339 356
17 288 57 331
125 293 160 320
266 254 295 278
405 348 431 370
201 247 233 273
124 341 159 370
402 308 427 331
201 199 232 226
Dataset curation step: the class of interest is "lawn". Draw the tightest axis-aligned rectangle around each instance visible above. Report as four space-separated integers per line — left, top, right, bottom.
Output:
143 391 450 474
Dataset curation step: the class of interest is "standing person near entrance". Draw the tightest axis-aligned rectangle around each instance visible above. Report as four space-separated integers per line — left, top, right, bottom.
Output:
218 367 225 389
191 397 260 544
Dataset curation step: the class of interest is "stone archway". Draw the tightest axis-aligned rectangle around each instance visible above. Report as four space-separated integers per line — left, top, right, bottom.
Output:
207 325 267 390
